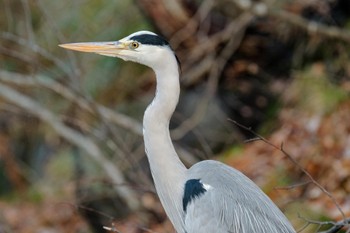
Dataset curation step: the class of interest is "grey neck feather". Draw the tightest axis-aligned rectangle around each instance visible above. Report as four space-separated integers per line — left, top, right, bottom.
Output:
143 51 187 233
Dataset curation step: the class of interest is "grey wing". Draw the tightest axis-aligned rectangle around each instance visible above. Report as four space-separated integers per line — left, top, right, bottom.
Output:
184 160 295 233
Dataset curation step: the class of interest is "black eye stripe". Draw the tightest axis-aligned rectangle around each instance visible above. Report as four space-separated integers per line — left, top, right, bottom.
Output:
130 34 169 46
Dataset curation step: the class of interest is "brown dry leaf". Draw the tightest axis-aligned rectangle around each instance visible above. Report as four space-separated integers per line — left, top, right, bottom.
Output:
225 100 350 225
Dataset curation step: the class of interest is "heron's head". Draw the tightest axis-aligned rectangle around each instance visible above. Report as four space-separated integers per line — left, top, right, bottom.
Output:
60 31 178 69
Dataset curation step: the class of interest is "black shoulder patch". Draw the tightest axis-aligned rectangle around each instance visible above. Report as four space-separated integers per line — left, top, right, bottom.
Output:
130 34 169 46
183 179 207 212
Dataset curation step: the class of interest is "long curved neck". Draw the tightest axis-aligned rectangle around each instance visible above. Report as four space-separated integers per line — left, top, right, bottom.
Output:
143 53 187 233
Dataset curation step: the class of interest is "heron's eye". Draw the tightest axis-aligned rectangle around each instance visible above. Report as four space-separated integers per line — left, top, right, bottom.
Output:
130 42 139 49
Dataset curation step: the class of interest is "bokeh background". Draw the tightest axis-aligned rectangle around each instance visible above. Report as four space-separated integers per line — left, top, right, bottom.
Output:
0 0 349 232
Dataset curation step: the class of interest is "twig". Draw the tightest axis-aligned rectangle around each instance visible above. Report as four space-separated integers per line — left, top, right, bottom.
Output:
62 202 124 233
181 12 254 77
298 214 350 233
103 225 121 233
62 202 160 233
274 180 312 191
170 0 216 49
322 218 350 233
228 119 347 221
60 202 115 221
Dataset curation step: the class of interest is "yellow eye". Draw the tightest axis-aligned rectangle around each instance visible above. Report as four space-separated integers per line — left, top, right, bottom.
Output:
130 42 139 49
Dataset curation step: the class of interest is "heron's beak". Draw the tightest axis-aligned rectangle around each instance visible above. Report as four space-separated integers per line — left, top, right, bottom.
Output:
59 41 126 57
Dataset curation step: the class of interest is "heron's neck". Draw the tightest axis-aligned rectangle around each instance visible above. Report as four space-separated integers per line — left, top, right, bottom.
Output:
143 55 187 232
143 63 185 169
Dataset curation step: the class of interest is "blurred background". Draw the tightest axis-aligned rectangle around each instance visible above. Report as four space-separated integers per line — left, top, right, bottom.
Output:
0 0 350 232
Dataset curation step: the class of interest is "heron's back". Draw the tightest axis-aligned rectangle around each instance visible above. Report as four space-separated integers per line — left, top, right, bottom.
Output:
184 160 295 233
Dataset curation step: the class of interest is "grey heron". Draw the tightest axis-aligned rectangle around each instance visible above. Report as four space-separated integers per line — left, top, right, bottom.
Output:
60 31 295 233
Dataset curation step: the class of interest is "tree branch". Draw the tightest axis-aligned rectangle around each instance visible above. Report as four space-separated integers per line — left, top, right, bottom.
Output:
298 214 350 233
171 12 254 139
231 0 350 44
0 82 140 210
0 69 198 166
0 70 143 136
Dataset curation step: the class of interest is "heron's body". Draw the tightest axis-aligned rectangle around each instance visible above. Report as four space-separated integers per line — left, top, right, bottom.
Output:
185 161 294 233
60 30 295 233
